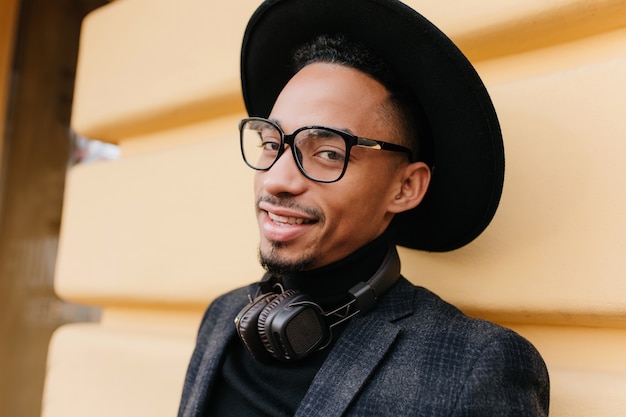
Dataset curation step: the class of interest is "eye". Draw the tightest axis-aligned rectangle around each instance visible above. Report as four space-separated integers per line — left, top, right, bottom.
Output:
315 148 346 162
259 130 281 152
261 140 281 152
301 129 346 163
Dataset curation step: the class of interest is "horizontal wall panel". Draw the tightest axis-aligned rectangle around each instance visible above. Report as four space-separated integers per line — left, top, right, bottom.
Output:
55 116 263 308
508 324 626 417
71 0 626 141
412 0 626 60
548 369 626 417
402 53 626 326
42 322 195 417
71 0 258 141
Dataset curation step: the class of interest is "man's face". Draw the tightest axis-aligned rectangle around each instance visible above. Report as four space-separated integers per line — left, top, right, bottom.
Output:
254 63 410 272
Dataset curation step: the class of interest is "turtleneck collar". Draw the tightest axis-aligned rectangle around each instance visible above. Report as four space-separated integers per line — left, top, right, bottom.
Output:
271 231 392 310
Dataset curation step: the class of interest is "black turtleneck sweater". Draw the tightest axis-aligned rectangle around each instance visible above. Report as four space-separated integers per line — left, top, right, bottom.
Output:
204 233 391 416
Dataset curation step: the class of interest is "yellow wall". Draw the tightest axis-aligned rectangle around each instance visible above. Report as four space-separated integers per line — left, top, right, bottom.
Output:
43 0 626 416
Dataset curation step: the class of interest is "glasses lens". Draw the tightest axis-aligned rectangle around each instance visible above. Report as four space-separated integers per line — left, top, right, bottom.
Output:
241 119 281 170
295 128 347 182
240 120 349 182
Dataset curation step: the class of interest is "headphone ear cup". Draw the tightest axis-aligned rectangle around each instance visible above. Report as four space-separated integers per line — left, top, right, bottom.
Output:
234 292 279 363
258 290 330 362
257 289 298 358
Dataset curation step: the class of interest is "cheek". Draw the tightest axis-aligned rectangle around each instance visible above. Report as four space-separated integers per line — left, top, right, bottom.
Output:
253 172 263 194
323 180 390 227
343 165 396 204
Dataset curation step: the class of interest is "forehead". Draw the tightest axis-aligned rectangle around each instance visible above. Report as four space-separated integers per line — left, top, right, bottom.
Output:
268 63 392 137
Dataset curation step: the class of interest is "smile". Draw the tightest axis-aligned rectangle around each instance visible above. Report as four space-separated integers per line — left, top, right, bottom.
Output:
268 212 313 225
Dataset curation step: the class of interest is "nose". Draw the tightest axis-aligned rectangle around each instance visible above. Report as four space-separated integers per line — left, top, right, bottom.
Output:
259 145 308 196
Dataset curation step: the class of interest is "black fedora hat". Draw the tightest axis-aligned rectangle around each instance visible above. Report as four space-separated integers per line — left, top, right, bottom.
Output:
240 0 505 252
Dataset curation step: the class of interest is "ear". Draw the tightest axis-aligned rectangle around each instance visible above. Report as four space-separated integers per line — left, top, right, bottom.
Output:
388 162 431 214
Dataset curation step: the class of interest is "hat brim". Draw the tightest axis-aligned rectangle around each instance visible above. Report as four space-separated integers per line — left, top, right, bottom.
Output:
241 0 505 252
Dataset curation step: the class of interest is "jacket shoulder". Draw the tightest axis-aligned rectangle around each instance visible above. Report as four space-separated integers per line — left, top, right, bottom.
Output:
356 278 550 416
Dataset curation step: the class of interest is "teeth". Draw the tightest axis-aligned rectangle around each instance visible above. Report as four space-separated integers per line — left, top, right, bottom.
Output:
268 212 308 225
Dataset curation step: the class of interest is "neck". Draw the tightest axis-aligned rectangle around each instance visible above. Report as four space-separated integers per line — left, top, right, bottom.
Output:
275 232 392 310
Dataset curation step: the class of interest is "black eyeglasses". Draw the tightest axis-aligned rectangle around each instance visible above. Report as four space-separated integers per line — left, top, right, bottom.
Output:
239 117 413 183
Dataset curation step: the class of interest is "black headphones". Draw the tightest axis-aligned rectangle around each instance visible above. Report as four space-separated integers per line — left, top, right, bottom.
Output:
234 245 401 362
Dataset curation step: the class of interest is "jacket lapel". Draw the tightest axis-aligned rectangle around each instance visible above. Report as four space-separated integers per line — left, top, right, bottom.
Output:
295 278 415 417
180 288 251 417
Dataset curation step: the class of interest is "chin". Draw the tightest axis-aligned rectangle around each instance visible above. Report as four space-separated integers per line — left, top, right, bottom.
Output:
259 245 317 274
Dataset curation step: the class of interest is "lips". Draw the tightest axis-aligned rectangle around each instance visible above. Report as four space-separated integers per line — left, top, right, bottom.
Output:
257 200 319 244
268 212 312 225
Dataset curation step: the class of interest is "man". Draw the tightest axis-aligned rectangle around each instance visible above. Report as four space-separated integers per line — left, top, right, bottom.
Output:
178 0 549 416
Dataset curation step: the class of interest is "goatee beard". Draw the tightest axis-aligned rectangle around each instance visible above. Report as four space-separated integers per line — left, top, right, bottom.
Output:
259 245 317 275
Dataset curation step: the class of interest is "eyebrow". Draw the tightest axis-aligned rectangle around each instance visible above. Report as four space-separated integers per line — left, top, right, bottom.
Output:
268 118 355 135
268 118 282 126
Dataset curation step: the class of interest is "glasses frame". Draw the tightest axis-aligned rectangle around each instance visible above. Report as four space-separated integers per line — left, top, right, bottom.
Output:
239 117 414 183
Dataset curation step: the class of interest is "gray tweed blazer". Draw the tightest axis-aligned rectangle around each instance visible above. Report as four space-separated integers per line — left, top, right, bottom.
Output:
178 277 549 417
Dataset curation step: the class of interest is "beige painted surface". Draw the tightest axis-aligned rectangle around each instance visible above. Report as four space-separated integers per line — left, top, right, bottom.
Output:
71 0 255 141
403 37 626 326
44 0 626 416
55 116 261 308
43 321 195 417
509 324 626 416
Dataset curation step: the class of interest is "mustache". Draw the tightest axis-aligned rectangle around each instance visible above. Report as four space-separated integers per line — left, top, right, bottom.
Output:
256 195 324 222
